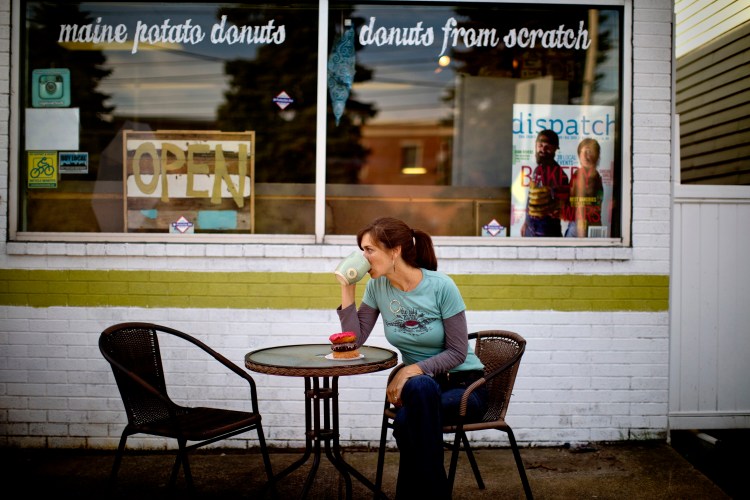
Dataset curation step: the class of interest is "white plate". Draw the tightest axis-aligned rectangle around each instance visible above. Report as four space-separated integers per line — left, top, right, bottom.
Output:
325 353 365 361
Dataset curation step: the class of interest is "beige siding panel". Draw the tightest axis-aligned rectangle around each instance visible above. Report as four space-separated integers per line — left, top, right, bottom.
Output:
681 159 750 185
679 100 750 141
677 74 749 113
677 21 750 71
679 116 750 148
675 0 750 57
678 88 750 123
678 101 750 138
682 118 750 154
678 50 749 99
677 18 750 185
682 140 750 163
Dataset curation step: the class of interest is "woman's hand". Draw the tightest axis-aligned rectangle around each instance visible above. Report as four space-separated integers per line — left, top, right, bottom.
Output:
387 364 423 405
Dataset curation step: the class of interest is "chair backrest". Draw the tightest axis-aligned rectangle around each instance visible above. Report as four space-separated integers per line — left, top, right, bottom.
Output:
471 330 526 422
99 322 174 427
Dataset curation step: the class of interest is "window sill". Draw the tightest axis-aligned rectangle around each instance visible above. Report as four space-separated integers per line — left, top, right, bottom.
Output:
6 237 632 261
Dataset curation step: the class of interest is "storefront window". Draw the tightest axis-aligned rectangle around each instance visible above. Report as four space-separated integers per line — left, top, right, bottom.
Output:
20 1 319 234
325 2 623 238
15 1 625 241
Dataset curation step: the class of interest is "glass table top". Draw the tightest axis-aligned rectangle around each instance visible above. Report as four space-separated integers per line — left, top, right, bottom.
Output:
245 344 398 377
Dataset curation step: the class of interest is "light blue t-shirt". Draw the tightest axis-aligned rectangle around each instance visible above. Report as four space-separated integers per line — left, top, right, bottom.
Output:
362 269 484 372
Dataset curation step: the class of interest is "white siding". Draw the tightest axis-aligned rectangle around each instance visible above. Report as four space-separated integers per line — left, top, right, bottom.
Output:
669 186 750 429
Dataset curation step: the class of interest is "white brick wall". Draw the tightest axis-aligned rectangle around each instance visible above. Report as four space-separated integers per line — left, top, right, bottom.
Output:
0 0 8 241
0 0 676 449
0 306 669 449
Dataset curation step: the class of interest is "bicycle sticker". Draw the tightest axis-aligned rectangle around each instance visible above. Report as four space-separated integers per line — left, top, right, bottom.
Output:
27 151 59 188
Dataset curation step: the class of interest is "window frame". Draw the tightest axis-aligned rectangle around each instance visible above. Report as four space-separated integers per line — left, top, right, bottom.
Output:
8 0 632 247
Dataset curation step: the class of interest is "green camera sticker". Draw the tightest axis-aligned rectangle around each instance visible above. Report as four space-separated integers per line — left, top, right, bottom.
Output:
31 68 71 108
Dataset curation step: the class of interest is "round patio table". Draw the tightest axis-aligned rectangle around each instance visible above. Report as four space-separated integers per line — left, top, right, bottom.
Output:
246 344 397 500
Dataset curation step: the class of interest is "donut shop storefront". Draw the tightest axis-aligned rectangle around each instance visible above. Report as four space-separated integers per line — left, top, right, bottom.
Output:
2 0 675 449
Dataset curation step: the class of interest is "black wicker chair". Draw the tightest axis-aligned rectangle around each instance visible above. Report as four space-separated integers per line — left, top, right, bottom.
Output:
99 322 274 491
374 330 533 499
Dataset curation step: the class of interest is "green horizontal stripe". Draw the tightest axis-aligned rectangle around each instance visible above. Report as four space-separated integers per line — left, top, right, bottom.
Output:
0 269 669 312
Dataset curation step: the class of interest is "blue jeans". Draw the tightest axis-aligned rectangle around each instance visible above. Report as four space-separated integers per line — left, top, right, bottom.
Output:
392 375 488 499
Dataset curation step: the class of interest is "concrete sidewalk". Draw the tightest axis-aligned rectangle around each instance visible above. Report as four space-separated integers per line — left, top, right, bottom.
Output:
0 441 732 499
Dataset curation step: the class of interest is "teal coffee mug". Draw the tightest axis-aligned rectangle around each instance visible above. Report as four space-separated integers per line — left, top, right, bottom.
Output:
334 251 370 285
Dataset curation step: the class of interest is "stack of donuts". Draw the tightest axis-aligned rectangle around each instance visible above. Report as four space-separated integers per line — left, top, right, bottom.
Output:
329 332 359 359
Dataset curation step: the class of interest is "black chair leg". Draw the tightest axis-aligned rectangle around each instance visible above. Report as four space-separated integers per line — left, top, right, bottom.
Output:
169 453 182 487
461 432 484 489
168 440 194 489
256 426 277 498
374 415 391 500
447 431 462 490
180 443 195 489
110 432 129 486
506 428 533 500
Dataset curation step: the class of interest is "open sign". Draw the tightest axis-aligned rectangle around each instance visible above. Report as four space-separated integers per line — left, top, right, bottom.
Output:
124 130 255 233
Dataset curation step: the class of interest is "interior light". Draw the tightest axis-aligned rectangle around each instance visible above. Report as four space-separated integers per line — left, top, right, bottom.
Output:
401 167 427 175
438 55 451 67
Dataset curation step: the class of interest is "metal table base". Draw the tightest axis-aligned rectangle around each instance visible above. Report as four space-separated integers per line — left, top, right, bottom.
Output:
266 376 386 499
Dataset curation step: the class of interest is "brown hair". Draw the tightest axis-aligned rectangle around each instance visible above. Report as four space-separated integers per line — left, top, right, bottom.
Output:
577 138 601 164
356 217 438 271
536 129 559 147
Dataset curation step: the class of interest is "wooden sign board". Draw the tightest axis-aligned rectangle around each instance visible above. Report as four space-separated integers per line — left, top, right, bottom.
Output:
123 130 255 233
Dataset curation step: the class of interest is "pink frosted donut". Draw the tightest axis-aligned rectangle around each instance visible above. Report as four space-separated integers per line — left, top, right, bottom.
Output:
329 332 356 344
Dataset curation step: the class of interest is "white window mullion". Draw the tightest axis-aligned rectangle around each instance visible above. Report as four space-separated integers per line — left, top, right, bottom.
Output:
315 0 330 243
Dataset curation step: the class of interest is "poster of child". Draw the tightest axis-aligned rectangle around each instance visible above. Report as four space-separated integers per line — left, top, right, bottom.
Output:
565 138 604 237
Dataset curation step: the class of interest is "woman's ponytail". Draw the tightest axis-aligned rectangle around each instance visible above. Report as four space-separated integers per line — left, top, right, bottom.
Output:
357 217 438 271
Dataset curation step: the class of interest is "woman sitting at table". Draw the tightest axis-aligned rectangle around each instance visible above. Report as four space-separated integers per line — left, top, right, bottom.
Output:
337 216 487 499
